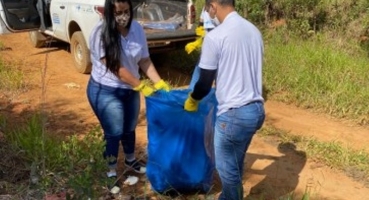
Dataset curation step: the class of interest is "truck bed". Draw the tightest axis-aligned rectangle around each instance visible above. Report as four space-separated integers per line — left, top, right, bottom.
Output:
133 0 196 52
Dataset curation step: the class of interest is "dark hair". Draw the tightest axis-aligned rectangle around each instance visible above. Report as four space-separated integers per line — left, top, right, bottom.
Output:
101 0 134 76
205 0 235 7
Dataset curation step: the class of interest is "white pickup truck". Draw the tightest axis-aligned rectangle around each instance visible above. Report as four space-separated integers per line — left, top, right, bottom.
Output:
0 0 197 73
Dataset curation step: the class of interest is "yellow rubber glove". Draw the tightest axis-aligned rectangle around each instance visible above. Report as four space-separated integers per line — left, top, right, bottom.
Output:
185 26 205 54
185 37 203 54
154 79 171 91
185 41 197 54
133 81 155 97
184 93 199 112
195 26 205 37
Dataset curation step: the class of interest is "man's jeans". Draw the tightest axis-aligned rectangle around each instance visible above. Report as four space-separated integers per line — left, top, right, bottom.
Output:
86 78 140 168
214 102 265 200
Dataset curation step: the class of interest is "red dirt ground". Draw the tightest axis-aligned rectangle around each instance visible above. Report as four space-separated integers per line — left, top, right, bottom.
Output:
1 32 368 200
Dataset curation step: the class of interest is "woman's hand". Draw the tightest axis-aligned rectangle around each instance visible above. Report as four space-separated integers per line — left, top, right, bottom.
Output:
154 79 171 91
133 80 155 97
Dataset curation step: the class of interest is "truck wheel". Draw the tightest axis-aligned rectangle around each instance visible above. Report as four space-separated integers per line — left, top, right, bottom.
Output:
70 31 91 74
29 31 47 48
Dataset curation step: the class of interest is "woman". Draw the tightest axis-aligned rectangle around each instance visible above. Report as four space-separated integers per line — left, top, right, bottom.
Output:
87 0 170 193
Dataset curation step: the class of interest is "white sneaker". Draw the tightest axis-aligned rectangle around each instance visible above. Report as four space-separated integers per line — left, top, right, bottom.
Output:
110 186 120 194
124 159 147 174
123 175 139 186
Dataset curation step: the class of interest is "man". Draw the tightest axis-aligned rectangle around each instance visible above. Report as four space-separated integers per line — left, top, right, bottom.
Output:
184 0 265 199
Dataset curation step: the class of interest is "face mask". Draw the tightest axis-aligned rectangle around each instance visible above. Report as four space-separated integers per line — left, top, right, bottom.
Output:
211 16 220 26
115 13 130 27
208 5 220 27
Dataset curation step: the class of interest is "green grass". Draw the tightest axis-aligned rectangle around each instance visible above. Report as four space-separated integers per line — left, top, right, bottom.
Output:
0 58 26 93
150 49 199 88
263 32 369 125
152 49 199 75
2 114 110 199
0 39 26 93
260 125 369 185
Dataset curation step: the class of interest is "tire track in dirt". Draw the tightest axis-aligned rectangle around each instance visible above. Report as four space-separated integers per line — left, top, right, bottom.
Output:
265 101 369 152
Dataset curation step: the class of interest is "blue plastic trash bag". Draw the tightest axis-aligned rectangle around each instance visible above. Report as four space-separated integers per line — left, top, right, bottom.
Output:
145 89 217 194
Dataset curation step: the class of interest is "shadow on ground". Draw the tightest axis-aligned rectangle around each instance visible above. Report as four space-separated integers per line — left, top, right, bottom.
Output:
245 142 308 199
0 97 96 137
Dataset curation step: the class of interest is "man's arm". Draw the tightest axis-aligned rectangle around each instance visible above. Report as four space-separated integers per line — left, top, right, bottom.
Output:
191 68 216 100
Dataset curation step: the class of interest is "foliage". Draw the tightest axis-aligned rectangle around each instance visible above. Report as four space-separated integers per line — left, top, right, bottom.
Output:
0 58 26 93
232 0 369 42
4 114 109 199
263 32 369 125
235 0 268 24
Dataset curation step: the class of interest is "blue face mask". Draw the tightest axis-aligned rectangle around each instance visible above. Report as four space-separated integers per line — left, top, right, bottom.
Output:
211 16 220 26
207 4 220 27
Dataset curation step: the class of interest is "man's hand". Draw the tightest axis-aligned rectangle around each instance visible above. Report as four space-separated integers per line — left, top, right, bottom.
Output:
133 81 155 97
154 79 171 91
184 93 199 112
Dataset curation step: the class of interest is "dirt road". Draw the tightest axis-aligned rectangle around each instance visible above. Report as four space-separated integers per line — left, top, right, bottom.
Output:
1 32 368 199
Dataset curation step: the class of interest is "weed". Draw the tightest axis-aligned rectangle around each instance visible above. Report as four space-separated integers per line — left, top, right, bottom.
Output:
3 114 110 199
0 58 27 93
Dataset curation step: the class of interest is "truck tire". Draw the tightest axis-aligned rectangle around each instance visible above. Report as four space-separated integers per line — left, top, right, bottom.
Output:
70 31 91 74
29 31 47 48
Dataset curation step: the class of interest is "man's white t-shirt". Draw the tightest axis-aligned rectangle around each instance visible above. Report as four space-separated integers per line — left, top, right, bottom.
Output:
199 12 264 116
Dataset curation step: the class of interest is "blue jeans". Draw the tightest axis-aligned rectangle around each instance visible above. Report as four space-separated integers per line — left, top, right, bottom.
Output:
86 78 140 168
214 102 265 200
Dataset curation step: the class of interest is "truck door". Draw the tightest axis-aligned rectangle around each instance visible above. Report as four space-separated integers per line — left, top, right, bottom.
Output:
0 0 40 34
49 0 68 40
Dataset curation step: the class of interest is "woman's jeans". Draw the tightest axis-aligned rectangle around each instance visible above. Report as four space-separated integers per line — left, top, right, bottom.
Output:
215 102 265 200
86 78 140 168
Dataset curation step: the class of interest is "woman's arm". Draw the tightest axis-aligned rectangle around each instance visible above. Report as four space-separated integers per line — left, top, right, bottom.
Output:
100 58 141 87
138 57 161 84
117 67 141 87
